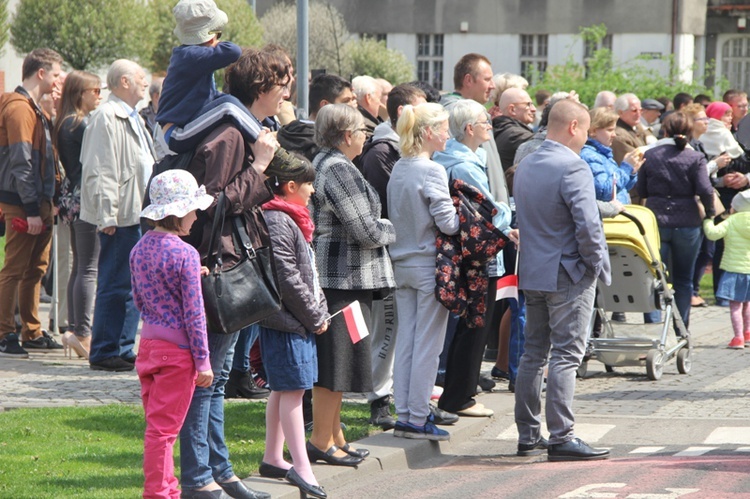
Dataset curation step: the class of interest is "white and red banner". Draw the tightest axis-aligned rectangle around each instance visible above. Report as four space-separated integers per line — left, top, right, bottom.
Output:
495 275 519 302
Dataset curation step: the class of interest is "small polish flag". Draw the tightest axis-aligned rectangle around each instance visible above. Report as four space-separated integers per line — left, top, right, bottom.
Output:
340 300 370 344
496 275 519 302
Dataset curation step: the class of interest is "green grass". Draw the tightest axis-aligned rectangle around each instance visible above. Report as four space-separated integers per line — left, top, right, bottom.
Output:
0 234 4 264
0 401 374 498
698 271 714 304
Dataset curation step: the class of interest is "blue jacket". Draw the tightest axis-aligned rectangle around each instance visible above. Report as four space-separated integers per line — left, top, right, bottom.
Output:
433 139 511 276
580 138 637 204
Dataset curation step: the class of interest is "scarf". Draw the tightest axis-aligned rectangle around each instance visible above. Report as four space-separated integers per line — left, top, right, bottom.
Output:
262 195 315 243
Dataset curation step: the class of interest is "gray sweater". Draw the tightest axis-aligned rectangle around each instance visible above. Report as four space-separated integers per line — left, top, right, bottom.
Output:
387 156 460 267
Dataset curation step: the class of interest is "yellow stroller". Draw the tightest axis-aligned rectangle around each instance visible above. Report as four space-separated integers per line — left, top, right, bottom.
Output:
578 205 691 381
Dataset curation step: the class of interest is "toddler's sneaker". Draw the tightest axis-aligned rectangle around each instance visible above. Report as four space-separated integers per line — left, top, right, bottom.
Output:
728 336 745 349
744 332 750 344
393 421 449 441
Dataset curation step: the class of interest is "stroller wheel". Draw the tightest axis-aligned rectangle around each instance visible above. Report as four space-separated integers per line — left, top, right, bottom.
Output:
646 349 664 380
676 348 691 375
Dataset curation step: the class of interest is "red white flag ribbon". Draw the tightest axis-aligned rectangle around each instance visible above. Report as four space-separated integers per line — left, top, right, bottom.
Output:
495 275 519 302
336 300 370 344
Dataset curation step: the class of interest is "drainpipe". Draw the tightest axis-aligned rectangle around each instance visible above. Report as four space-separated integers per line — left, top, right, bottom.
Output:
671 0 678 80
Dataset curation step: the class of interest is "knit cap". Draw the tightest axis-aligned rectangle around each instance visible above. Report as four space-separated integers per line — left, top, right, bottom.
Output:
706 101 732 121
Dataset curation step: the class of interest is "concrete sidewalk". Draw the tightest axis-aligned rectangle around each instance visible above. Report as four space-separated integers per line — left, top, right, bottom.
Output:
0 302 732 498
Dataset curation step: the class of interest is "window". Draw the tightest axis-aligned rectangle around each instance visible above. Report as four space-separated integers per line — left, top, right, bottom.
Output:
416 34 444 90
519 34 548 84
584 34 613 77
722 37 750 91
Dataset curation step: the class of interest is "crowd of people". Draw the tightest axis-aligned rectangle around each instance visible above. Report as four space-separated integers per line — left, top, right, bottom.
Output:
1 0 750 497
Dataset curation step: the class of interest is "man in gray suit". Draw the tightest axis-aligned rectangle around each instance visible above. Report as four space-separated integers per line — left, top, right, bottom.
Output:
513 99 611 461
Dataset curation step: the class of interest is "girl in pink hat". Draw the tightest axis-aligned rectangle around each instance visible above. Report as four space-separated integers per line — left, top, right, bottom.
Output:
130 169 215 498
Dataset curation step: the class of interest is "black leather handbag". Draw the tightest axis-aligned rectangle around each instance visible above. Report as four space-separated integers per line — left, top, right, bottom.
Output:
201 192 281 334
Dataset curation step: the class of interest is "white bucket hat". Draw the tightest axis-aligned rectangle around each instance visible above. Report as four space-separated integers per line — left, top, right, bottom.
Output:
141 170 214 220
732 190 750 213
173 0 228 46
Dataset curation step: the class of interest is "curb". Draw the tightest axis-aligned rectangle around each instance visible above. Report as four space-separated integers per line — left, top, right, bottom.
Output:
242 390 517 498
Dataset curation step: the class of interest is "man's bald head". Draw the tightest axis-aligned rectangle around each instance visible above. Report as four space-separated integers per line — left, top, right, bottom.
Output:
499 88 536 125
547 99 590 154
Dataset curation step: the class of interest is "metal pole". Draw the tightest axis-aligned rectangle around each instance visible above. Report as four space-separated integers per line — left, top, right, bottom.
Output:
297 0 309 114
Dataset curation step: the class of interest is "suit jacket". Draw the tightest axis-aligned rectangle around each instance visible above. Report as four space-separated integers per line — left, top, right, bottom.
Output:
514 140 611 292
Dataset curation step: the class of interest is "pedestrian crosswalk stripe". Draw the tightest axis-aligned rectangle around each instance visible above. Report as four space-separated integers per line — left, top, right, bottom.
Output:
495 423 614 442
704 427 750 445
630 446 665 454
674 447 717 457
734 447 750 452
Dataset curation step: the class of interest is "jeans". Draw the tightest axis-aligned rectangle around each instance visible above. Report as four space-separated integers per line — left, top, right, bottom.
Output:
179 331 239 490
231 324 259 373
89 225 141 363
67 220 99 338
658 226 702 328
508 292 526 383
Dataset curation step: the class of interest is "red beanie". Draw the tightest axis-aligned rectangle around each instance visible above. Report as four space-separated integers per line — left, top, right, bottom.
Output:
706 101 732 120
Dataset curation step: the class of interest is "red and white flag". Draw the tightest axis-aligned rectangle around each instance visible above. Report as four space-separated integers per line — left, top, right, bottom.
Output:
495 275 519 302
340 300 370 344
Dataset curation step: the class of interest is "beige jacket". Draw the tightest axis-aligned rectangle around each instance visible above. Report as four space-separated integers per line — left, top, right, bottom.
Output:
79 95 155 229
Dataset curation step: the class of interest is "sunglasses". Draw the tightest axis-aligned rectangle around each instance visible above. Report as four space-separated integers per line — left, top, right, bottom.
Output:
86 88 101 96
209 30 222 40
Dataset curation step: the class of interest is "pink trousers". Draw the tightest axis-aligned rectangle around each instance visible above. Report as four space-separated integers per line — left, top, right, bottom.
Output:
136 339 196 499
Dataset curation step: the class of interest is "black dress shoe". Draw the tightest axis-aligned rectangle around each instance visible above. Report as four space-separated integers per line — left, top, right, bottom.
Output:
258 461 289 479
306 441 362 466
341 443 369 459
429 405 459 425
218 480 270 499
286 467 327 499
548 437 610 461
90 356 135 372
180 489 230 499
517 437 549 456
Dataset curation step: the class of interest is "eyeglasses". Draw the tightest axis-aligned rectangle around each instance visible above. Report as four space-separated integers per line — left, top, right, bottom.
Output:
85 88 101 96
472 120 492 128
515 101 534 109
209 30 222 40
629 107 642 113
353 127 368 135
695 117 710 122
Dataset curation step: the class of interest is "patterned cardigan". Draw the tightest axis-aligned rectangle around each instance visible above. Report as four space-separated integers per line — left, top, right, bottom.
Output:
311 147 396 290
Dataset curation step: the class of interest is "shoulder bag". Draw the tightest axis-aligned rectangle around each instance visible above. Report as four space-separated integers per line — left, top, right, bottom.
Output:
201 191 282 334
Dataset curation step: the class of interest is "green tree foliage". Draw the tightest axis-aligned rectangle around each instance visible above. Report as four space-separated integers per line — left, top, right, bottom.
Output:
348 38 413 84
531 24 726 107
10 0 150 70
0 0 8 58
146 0 263 76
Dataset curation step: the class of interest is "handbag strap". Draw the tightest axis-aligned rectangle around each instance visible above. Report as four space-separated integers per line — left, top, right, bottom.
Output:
205 191 227 270
232 215 256 258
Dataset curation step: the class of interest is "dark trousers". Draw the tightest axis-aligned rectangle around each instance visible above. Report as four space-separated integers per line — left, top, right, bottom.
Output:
438 276 498 413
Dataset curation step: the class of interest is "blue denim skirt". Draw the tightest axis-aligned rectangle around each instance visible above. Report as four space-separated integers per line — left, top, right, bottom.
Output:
716 271 750 303
259 326 317 391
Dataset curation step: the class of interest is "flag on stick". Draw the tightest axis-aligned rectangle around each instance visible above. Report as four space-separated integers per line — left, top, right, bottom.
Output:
331 300 370 343
495 275 519 302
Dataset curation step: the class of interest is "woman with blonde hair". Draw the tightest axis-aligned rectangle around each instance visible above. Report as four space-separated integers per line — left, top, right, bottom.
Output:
53 70 103 359
387 103 459 440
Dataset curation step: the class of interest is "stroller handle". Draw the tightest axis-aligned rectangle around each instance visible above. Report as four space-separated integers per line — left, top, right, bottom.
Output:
619 210 646 235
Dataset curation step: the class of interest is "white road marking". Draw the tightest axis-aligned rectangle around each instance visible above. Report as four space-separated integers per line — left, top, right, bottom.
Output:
630 446 665 454
704 427 750 445
673 446 717 457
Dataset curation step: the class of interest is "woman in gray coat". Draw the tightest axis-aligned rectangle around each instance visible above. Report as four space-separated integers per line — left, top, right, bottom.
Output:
308 104 395 466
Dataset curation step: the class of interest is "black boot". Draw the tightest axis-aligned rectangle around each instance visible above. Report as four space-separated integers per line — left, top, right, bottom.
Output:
369 395 396 430
225 369 270 399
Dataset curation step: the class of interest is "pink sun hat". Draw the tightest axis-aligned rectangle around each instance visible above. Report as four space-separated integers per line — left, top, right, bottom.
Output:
141 170 214 220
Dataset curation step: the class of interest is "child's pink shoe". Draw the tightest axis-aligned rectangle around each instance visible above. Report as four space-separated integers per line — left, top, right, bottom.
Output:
728 337 745 349
744 332 750 344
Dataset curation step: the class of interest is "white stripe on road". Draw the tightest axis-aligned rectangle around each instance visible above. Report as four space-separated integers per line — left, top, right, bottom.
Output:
630 446 665 454
673 446 717 457
704 427 750 445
